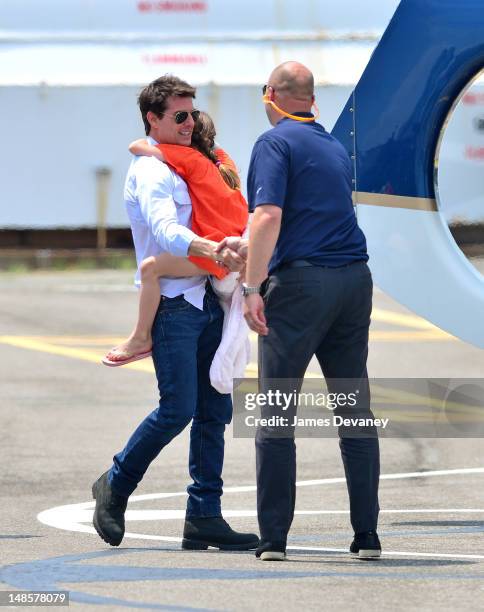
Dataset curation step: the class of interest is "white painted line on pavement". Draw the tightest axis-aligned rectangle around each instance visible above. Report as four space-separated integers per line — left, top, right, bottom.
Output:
37 467 484 561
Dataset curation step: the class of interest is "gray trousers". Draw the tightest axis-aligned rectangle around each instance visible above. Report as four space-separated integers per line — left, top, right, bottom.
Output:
256 261 380 543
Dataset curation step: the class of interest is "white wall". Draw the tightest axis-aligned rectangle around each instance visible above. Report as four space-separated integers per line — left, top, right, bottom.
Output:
0 84 352 228
0 0 400 34
0 0 399 229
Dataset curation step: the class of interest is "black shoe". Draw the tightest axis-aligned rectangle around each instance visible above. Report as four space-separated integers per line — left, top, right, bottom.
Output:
182 517 259 551
92 471 128 546
255 540 286 561
350 530 381 559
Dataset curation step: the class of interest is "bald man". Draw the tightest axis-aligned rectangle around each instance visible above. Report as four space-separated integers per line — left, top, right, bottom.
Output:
238 62 381 560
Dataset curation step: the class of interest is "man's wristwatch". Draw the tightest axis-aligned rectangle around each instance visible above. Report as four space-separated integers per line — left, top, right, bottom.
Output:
241 282 261 297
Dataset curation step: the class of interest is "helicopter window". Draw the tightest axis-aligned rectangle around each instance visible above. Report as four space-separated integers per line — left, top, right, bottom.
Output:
435 70 484 277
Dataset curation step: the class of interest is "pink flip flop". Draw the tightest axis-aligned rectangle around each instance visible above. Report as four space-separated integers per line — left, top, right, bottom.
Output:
102 349 152 367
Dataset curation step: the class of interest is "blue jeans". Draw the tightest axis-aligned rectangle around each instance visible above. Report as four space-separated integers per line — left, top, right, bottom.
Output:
110 287 232 518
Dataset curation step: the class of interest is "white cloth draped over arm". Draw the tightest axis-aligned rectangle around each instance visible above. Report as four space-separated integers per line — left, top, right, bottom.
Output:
209 228 251 394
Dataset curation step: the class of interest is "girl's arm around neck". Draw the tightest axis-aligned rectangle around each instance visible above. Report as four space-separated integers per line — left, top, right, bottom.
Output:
129 138 165 162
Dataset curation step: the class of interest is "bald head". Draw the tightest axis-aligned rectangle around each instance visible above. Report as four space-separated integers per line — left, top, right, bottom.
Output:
269 61 314 101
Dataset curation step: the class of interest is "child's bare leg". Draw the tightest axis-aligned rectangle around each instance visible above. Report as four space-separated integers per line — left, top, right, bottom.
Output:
106 254 207 362
132 254 207 344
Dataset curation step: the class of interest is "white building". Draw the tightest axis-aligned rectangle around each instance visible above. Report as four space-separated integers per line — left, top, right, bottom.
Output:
0 0 399 229
0 0 481 229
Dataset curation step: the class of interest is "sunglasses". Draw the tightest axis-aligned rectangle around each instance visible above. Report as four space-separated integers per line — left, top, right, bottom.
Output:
162 109 201 124
262 85 274 96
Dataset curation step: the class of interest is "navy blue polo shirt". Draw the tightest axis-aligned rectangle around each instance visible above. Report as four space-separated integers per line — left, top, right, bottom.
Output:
247 113 368 273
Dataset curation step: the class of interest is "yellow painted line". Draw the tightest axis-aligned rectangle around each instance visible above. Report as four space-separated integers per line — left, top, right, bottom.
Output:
116 359 154 373
0 336 104 363
25 337 126 346
2 330 454 347
0 336 478 414
245 364 258 376
0 336 258 377
371 384 484 414
0 302 457 380
0 336 153 372
372 308 445 331
248 309 453 339
370 330 455 341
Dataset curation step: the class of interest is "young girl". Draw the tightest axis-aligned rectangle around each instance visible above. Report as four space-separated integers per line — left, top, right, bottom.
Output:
103 112 249 366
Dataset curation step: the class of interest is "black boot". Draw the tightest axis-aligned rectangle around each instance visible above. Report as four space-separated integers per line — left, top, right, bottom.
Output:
255 540 286 561
92 471 128 546
350 530 381 559
182 517 259 551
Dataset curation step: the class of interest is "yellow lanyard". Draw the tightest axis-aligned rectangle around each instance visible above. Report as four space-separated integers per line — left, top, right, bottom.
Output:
262 96 320 122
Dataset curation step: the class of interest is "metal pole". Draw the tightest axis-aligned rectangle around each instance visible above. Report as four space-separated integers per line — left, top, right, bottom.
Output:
95 167 111 251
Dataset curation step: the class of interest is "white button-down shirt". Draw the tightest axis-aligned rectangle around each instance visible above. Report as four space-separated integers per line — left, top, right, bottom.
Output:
124 137 206 310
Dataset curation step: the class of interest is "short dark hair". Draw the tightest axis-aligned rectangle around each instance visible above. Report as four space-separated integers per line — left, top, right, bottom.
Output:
137 75 196 135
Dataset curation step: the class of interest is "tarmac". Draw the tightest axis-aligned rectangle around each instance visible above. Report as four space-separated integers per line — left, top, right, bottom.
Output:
0 267 483 611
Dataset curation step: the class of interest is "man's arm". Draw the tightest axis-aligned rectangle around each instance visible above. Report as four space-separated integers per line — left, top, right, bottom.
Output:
243 205 282 335
187 237 218 259
136 161 217 260
245 205 281 287
243 135 288 334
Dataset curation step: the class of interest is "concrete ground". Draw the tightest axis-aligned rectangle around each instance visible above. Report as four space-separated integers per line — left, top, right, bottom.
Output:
0 268 483 611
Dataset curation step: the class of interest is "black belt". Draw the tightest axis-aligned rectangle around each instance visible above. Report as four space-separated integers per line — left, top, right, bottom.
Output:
277 259 363 271
279 259 317 269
